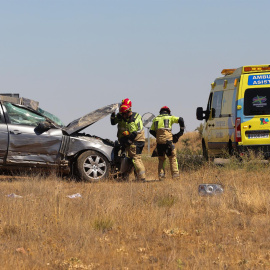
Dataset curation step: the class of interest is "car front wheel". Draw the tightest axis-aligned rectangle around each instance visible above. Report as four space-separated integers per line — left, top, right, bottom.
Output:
76 150 109 182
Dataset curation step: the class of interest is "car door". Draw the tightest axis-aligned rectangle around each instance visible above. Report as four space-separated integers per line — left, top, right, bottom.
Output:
3 102 63 165
0 104 8 163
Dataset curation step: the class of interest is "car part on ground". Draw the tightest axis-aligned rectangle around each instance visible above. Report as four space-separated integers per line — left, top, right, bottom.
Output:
198 184 224 196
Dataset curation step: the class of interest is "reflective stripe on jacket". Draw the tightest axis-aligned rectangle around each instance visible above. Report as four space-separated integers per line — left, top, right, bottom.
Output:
150 114 179 131
126 112 145 142
150 114 179 144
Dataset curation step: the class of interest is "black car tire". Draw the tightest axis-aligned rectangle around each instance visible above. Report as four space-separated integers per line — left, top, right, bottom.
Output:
76 150 109 182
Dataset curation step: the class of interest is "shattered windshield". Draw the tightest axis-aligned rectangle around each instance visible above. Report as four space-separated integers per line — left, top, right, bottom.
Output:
37 108 65 127
4 102 65 127
4 102 46 126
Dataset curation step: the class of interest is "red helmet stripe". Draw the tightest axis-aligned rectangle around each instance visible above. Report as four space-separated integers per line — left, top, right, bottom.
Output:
122 98 132 107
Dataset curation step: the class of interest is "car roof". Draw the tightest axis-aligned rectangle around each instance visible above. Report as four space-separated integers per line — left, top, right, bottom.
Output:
0 95 39 110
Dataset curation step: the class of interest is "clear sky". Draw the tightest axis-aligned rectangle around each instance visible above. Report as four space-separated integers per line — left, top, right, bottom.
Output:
1 0 269 140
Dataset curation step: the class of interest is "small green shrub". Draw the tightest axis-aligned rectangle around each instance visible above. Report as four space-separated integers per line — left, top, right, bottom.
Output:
195 123 204 137
177 139 205 171
156 194 176 208
93 217 113 232
2 224 20 235
221 149 269 171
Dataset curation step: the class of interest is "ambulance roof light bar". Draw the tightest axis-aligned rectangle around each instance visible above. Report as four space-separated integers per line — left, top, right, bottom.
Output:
243 65 270 73
221 69 236 76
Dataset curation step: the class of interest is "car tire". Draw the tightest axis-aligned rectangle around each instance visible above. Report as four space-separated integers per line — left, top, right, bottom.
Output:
76 150 109 182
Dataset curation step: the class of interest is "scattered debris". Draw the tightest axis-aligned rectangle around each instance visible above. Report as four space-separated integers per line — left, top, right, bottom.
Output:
66 193 82 199
55 257 99 269
116 246 129 256
214 158 231 165
6 193 23 198
137 247 146 253
229 209 241 215
198 184 224 196
16 247 27 255
163 228 189 237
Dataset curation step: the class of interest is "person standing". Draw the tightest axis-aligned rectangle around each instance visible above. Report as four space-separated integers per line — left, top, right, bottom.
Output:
150 106 184 180
118 103 146 181
110 98 132 142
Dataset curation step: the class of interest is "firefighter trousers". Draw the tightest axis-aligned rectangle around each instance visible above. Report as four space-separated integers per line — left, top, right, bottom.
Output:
127 141 146 180
157 143 179 177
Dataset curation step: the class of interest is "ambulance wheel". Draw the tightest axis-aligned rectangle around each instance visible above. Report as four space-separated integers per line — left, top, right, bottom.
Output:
228 141 235 156
202 141 208 160
76 150 109 182
228 141 238 158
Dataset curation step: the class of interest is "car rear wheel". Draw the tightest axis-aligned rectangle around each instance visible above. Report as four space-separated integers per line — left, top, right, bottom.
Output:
76 150 109 182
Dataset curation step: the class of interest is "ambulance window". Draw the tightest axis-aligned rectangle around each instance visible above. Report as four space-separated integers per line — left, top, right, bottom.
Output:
212 91 223 118
221 90 234 116
207 93 213 111
244 88 270 115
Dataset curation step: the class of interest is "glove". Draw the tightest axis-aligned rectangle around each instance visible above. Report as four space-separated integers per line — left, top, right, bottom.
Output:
172 135 178 143
119 137 128 148
111 112 115 118
173 133 180 143
125 139 133 146
173 131 183 143
119 137 132 148
116 113 122 120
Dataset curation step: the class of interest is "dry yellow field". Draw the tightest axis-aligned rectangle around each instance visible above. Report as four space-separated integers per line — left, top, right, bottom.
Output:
0 132 270 269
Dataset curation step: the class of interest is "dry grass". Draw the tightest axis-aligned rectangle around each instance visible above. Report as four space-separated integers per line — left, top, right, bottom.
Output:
176 131 202 153
1 132 270 269
144 131 202 155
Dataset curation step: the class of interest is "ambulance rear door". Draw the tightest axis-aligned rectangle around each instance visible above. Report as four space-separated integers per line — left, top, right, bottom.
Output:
240 73 270 146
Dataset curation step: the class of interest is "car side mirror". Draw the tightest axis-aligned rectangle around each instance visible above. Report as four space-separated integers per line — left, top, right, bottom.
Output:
35 121 52 134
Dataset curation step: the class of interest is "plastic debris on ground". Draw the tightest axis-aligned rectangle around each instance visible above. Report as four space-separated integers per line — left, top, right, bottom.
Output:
16 247 27 255
6 193 23 198
198 184 224 196
66 193 82 198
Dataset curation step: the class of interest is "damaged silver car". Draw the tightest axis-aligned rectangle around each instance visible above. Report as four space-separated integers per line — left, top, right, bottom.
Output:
0 94 125 181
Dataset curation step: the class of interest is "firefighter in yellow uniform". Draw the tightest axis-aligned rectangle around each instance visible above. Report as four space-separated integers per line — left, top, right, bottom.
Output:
150 106 184 180
119 104 146 181
110 98 132 141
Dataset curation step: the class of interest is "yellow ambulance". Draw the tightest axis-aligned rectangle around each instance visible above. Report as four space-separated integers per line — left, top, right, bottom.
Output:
196 64 270 159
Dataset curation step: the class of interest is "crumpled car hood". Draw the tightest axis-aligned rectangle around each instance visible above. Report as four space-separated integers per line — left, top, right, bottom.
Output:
63 103 119 135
